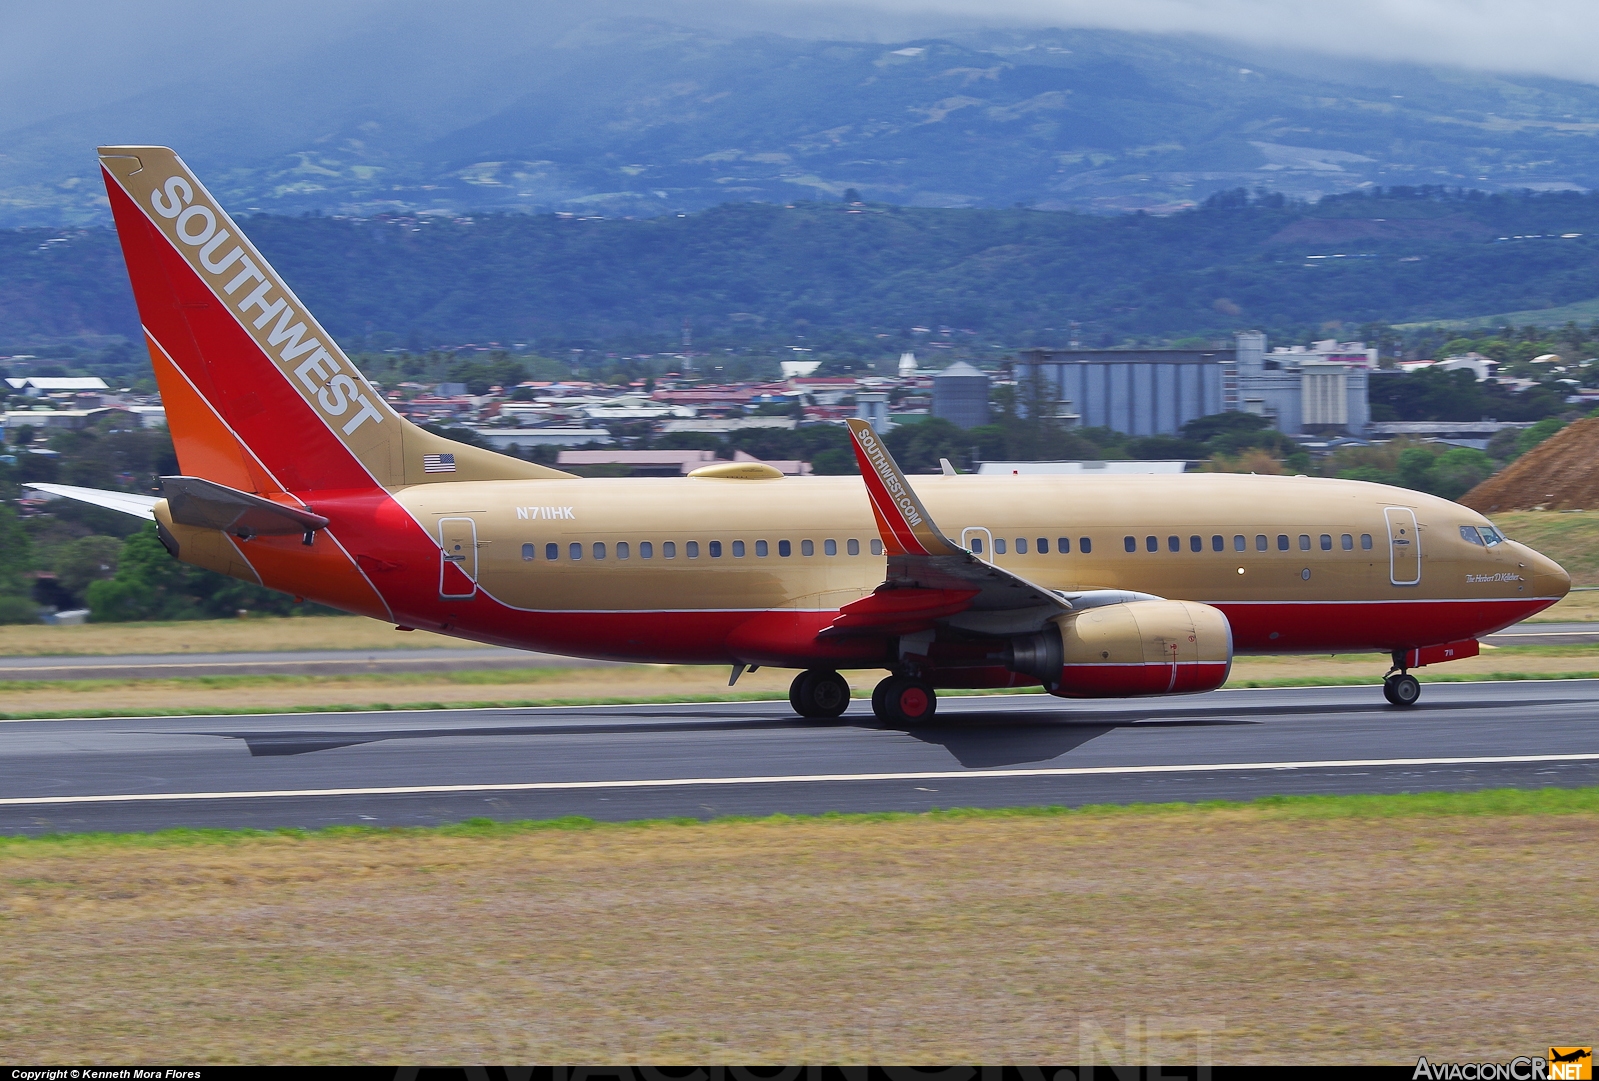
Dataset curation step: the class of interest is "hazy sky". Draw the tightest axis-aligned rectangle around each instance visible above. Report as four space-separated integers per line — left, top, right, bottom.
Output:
5 0 1599 132
822 0 1599 81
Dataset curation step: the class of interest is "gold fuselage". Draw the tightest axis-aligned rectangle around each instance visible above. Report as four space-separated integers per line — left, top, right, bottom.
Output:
392 471 1567 657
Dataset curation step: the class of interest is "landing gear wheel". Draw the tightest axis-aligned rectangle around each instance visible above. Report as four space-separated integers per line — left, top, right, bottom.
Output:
875 676 937 724
871 676 893 721
1383 673 1421 708
789 669 850 718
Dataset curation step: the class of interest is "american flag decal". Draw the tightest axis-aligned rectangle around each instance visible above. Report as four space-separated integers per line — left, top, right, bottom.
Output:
423 453 456 473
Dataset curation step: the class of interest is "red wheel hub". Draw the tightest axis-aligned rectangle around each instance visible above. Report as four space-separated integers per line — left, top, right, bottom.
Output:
897 685 931 718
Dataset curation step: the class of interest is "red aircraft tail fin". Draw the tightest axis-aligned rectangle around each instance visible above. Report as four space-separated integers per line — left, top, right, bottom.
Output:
98 146 572 494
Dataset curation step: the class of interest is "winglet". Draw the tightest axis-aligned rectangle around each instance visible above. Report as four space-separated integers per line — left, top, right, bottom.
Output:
845 419 964 557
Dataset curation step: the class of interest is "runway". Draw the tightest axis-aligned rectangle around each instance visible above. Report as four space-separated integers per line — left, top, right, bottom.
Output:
2 679 1597 834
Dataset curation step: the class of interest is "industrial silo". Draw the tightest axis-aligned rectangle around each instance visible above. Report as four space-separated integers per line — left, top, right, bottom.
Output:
932 361 990 429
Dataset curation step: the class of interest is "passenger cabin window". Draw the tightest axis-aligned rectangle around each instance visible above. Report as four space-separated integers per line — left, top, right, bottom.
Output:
1460 526 1485 546
732 540 745 556
1340 534 1352 551
640 541 653 558
1124 536 1136 553
779 540 792 557
546 542 559 561
1015 538 1027 554
1190 535 1202 553
801 540 814 556
1037 538 1049 554
593 542 606 559
756 540 768 556
1234 535 1246 552
871 539 883 555
522 543 535 561
1360 534 1372 550
824 539 837 555
1320 534 1331 551
973 537 986 554
617 542 629 559
1058 537 1071 553
1167 536 1179 553
994 538 1007 555
1277 535 1289 551
1256 535 1267 551
686 541 700 558
847 539 860 555
708 541 722 557
1080 537 1092 554
1212 535 1224 552
1298 535 1310 551
663 541 677 558
569 542 582 560
1145 536 1158 553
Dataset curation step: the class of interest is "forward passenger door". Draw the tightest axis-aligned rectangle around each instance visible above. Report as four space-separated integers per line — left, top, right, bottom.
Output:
1384 507 1420 586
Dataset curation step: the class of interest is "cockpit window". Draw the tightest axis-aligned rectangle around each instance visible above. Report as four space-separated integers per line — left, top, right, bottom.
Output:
1479 525 1504 546
1460 525 1485 546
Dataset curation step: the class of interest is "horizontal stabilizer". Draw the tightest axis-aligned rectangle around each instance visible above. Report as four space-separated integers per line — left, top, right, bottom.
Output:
161 476 329 539
24 483 158 519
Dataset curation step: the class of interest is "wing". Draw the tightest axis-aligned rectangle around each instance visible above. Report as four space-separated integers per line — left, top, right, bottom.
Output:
831 420 1073 637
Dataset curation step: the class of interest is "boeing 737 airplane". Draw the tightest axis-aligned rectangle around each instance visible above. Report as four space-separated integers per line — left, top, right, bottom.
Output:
28 147 1572 723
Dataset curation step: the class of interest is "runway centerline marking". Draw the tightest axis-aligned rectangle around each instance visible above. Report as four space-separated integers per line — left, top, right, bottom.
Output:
5 752 1599 806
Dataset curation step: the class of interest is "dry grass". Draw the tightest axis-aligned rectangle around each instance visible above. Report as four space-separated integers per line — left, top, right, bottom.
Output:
1492 511 1599 588
1527 589 1599 621
0 663 828 717
0 616 462 657
1225 644 1599 685
4 646 1599 719
0 578 1588 663
1 805 1594 1063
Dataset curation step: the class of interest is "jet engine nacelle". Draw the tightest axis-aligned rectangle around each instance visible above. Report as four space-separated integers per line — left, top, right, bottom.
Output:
1007 599 1233 698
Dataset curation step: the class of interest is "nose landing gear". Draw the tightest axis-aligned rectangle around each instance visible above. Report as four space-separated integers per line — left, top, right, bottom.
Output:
1382 651 1421 707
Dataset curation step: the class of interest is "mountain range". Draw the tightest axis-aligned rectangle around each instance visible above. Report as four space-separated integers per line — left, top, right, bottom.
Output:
6 16 1599 227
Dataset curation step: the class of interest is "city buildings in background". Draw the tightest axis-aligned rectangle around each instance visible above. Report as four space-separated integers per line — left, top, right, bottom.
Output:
0 326 1576 475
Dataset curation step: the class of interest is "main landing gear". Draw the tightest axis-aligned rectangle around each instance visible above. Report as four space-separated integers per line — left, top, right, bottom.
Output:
789 669 851 718
872 674 937 724
786 669 941 724
1382 651 1422 708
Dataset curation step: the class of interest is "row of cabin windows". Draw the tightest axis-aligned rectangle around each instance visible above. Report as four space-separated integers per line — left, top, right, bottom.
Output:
521 538 885 561
1122 533 1376 554
967 537 1094 555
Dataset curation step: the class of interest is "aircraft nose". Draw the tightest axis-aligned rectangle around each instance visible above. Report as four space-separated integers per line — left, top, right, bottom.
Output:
1527 547 1571 600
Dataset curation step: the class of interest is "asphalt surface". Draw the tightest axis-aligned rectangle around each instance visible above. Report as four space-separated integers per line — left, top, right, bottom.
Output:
3 619 1593 681
2 680 1596 834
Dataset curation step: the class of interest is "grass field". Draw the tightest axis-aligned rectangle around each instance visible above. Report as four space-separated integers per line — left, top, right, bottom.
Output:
2 790 1594 1064
0 615 465 656
1 643 1597 719
1491 511 1599 588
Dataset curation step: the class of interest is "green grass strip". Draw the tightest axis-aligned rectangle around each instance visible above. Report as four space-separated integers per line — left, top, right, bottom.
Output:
3 785 1597 852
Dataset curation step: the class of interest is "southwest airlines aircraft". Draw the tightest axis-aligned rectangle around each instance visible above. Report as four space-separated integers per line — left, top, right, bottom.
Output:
30 147 1572 723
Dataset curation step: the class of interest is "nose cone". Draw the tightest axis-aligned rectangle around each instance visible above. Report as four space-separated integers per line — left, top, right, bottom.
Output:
1526 546 1571 601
